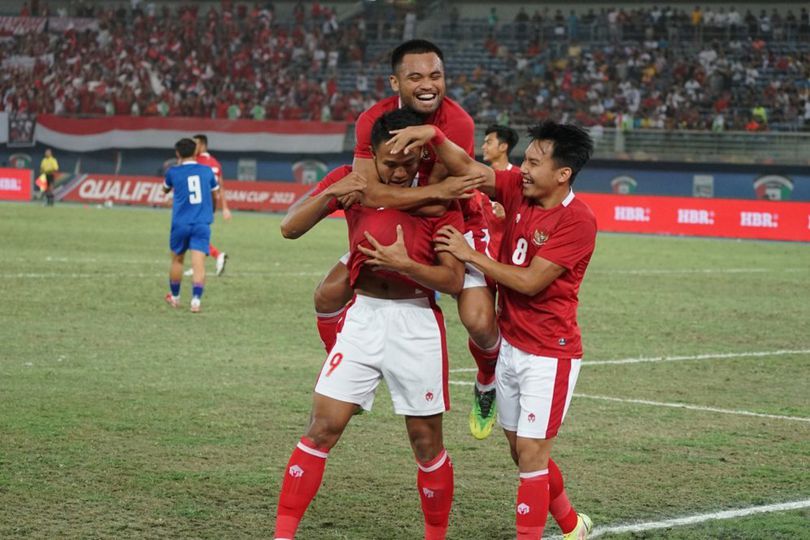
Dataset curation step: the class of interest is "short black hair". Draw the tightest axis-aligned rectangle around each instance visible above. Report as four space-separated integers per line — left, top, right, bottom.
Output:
485 124 520 156
390 39 444 73
370 108 425 151
527 121 593 184
193 134 208 146
175 138 197 158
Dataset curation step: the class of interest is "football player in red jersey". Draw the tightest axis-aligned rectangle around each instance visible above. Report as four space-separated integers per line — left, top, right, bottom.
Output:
193 134 230 276
305 39 502 440
479 124 520 262
388 120 596 539
276 109 462 540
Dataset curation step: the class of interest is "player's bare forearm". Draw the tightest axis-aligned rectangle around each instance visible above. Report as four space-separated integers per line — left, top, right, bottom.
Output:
363 179 446 211
280 192 333 239
467 250 564 296
399 256 463 296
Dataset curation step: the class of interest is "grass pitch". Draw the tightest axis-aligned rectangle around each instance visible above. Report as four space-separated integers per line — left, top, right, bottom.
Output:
1 203 808 539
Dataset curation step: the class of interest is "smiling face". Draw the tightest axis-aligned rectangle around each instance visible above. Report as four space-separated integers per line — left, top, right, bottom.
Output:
481 132 507 163
389 52 446 116
519 140 572 203
372 143 423 188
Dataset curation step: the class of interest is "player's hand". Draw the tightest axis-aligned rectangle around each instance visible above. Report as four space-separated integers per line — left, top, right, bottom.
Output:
338 191 361 209
434 174 486 200
326 172 367 198
222 207 233 221
357 225 412 272
491 201 505 220
434 225 475 262
386 125 437 154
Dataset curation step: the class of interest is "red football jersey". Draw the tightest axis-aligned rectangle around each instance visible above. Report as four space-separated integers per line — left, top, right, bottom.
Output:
353 96 485 235
309 165 464 291
494 169 597 358
196 152 223 182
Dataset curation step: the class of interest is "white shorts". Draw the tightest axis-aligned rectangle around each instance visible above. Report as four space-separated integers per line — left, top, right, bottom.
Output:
314 294 449 416
339 251 350 265
463 229 489 289
496 338 581 439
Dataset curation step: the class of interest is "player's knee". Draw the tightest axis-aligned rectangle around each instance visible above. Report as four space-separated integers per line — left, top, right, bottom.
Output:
460 305 498 346
408 427 442 463
304 416 344 450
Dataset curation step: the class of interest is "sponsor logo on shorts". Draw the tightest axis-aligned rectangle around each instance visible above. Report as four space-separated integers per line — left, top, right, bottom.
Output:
517 503 531 515
425 391 434 402
288 465 304 478
527 413 536 423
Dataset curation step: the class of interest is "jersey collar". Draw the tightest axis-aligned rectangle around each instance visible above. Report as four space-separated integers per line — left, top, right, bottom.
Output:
562 189 575 207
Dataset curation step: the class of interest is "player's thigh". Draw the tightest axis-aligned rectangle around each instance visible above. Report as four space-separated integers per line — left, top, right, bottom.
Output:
383 299 448 416
314 298 385 411
515 353 582 439
189 224 211 255
314 258 352 313
170 224 192 255
496 339 522 431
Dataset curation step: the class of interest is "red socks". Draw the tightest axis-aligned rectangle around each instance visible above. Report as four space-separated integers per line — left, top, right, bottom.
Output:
274 437 329 539
548 458 579 534
315 309 345 353
209 244 220 258
516 470 549 540
469 335 500 387
417 449 454 540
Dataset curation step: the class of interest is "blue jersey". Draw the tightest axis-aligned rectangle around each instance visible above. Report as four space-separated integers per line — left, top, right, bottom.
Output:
164 162 219 226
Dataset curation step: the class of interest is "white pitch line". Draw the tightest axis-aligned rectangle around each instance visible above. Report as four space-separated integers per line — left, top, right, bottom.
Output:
448 349 810 372
589 267 805 275
580 498 810 539
0 271 325 279
574 394 810 423
446 383 810 423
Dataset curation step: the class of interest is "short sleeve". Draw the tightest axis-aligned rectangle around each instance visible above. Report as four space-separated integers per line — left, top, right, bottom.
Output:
535 212 596 271
353 110 376 160
164 170 173 190
209 169 219 191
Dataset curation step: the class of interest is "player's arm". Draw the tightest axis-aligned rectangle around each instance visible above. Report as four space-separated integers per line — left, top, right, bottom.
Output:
212 185 223 211
388 126 496 198
352 157 473 214
217 173 232 220
357 224 464 295
434 225 565 296
280 172 366 239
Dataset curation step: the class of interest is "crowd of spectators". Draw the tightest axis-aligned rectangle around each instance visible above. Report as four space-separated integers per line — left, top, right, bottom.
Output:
1 2 810 132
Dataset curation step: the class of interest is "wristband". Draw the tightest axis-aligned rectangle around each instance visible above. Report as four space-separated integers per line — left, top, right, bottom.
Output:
430 128 447 147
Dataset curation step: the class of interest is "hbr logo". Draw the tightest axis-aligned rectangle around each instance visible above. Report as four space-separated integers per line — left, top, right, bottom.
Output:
614 206 651 222
677 209 714 225
740 212 778 228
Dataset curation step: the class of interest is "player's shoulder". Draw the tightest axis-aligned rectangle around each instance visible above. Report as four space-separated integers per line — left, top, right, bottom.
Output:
323 164 353 182
358 96 398 122
436 97 474 126
564 194 598 229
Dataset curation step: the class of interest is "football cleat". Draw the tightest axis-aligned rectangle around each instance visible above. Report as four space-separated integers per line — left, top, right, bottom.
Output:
215 252 228 276
164 293 179 308
183 268 193 276
190 297 202 313
469 385 497 440
562 513 593 540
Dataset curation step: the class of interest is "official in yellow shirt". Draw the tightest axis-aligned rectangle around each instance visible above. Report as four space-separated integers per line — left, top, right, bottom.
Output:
39 148 59 206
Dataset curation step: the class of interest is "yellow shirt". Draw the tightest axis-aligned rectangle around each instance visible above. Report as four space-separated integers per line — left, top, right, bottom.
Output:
40 156 59 175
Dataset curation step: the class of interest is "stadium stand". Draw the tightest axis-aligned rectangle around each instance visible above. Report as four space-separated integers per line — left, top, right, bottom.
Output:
0 2 809 132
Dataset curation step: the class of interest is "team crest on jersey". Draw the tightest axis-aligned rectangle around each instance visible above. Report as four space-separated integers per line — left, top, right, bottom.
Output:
532 230 549 246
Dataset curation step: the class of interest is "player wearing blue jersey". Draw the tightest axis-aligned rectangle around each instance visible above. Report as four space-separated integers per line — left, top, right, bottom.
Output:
163 138 222 313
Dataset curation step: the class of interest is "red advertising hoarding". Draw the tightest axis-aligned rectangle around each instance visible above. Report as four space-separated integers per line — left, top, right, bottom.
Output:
58 174 311 213
578 193 810 242
0 167 32 201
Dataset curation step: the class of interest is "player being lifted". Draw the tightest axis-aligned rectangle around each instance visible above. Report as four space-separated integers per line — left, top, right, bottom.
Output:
276 109 464 540
388 120 596 539
303 39 502 440
163 138 223 313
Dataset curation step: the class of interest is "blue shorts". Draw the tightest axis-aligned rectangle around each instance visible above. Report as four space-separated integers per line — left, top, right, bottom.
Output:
170 223 211 255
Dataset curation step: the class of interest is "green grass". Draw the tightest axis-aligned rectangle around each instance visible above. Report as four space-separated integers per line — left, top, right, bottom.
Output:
1 202 809 539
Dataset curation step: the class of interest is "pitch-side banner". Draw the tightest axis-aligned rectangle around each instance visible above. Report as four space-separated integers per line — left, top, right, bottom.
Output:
58 174 311 212
578 193 810 242
0 167 32 201
35 115 349 153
